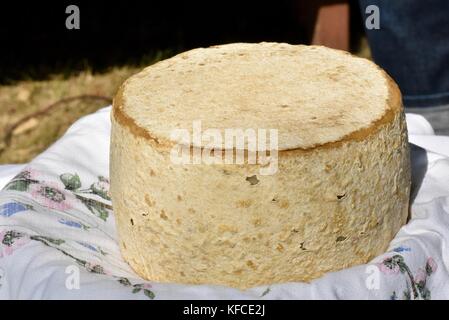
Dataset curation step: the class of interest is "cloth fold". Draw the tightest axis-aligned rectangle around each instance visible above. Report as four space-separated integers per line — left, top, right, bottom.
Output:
0 107 448 299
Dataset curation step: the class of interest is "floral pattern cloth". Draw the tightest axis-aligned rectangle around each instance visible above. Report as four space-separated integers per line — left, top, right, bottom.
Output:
0 107 448 299
0 169 154 299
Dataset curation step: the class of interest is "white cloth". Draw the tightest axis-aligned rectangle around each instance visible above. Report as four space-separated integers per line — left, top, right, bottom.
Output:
0 107 448 300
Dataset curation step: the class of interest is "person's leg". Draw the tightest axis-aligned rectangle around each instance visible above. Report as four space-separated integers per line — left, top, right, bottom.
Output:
359 0 449 134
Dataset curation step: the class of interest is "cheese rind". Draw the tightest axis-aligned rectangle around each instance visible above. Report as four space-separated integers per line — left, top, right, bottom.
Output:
110 43 411 289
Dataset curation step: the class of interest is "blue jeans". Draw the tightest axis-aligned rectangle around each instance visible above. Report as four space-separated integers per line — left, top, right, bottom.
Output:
359 0 449 108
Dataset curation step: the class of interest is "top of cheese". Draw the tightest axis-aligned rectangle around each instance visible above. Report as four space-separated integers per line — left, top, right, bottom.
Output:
113 42 401 151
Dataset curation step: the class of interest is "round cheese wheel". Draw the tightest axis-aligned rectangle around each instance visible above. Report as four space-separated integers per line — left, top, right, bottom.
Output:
110 43 411 289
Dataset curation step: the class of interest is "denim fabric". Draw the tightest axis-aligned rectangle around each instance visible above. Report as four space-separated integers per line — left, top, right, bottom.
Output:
359 0 449 108
407 104 449 136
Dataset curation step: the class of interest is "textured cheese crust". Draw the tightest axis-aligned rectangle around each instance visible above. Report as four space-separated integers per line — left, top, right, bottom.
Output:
110 43 411 289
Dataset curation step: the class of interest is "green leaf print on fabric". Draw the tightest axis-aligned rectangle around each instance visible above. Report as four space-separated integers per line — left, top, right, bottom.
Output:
0 230 30 258
2 230 26 247
59 173 112 221
75 194 110 221
117 277 156 299
380 253 438 300
30 235 65 246
60 173 82 191
3 170 39 192
118 277 132 286
143 289 155 299
91 176 111 201
132 287 141 294
261 287 270 297
4 180 31 192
